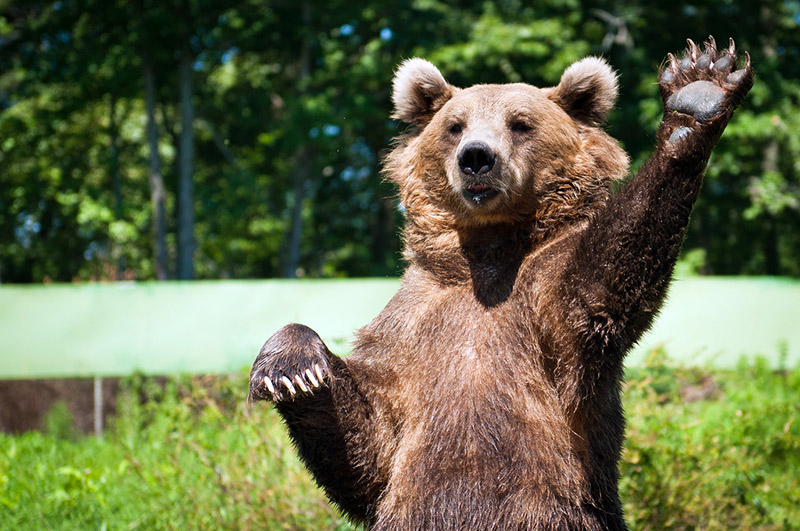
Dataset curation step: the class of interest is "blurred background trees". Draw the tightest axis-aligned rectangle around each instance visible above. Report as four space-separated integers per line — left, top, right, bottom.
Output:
1 0 798 282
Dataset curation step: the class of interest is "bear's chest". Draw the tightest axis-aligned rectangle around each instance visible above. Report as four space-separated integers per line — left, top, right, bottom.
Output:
376 284 563 419
399 283 543 364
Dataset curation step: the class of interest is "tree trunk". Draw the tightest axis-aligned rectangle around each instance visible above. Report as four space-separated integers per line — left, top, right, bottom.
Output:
284 146 312 278
370 196 397 274
760 6 780 276
177 49 195 280
283 1 313 279
761 138 781 275
142 52 169 281
109 93 125 280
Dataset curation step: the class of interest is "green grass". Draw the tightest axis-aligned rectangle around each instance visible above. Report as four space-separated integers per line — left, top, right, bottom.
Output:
0 375 354 530
1 354 798 530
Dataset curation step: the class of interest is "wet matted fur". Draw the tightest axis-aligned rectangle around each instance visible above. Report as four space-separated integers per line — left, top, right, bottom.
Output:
250 37 753 530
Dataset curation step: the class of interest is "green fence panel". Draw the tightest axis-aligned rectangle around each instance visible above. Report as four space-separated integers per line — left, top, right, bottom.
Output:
0 279 399 379
628 276 800 367
0 277 798 379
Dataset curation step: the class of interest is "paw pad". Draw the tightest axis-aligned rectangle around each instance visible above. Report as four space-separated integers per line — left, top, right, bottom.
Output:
666 80 726 121
668 126 693 144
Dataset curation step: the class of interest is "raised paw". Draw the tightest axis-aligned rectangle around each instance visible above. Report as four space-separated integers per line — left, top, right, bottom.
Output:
658 36 753 133
248 323 334 402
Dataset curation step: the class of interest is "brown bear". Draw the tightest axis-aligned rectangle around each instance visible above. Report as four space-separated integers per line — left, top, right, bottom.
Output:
249 37 752 530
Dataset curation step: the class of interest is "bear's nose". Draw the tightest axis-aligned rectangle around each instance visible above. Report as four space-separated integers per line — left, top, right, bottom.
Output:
458 141 496 175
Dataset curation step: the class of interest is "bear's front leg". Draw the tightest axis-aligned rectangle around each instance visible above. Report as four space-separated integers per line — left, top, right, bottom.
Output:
567 37 752 358
249 324 384 526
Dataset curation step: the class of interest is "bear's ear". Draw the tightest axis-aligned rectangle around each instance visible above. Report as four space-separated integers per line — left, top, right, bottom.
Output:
546 57 618 124
392 58 458 126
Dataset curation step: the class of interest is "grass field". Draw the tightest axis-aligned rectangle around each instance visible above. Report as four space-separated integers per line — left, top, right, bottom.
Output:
1 351 798 530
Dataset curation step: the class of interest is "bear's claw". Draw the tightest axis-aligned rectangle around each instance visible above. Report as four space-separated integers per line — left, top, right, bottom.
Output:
254 363 327 401
659 36 752 126
256 362 329 402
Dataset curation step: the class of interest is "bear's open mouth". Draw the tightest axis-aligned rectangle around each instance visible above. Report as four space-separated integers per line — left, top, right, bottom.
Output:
463 184 498 205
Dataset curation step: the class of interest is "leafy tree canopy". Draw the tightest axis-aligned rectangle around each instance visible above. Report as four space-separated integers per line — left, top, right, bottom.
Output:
1 0 798 282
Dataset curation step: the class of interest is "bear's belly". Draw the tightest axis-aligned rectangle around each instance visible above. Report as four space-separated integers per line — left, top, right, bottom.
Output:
372 388 596 529
355 285 616 528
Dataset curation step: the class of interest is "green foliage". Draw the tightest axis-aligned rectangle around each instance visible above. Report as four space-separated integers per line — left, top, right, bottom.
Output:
1 1 799 281
42 401 78 441
0 373 356 530
622 351 800 529
1 361 799 529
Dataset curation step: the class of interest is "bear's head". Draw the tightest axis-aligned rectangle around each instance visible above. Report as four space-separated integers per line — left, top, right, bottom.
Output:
385 58 629 248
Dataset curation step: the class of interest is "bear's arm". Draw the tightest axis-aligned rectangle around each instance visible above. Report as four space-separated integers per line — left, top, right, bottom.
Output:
563 39 752 356
564 144 703 354
249 324 387 525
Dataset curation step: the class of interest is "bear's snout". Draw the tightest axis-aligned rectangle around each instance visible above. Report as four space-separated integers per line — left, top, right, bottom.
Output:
457 141 501 206
458 141 496 176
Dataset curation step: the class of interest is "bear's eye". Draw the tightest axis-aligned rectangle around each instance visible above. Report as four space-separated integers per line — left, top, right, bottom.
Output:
448 123 463 135
510 121 532 133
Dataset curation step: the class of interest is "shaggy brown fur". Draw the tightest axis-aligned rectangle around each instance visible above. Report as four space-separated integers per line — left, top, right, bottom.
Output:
250 37 752 530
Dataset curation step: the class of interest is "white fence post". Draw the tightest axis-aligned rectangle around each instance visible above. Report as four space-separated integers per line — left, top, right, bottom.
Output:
93 376 103 438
